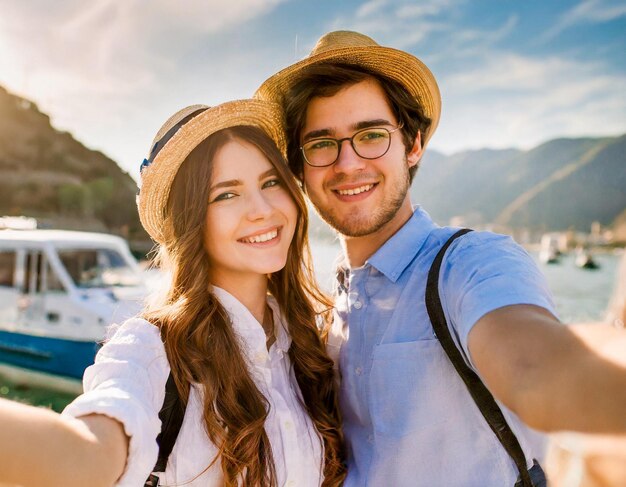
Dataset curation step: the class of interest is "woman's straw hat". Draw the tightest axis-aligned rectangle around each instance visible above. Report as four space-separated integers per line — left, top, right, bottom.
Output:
137 99 285 244
255 30 441 147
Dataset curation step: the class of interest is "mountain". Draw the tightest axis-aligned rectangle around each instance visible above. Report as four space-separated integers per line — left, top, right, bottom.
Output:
412 136 626 232
1 85 623 241
0 86 145 239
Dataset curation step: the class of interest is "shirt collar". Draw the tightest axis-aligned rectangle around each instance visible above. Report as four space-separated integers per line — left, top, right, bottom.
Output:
211 286 291 356
367 206 438 282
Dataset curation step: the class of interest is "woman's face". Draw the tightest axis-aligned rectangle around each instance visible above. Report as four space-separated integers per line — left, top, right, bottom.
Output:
204 138 298 289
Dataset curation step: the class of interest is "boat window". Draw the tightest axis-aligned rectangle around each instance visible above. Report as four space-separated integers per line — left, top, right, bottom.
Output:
46 260 65 292
23 251 43 293
0 250 16 287
58 248 141 288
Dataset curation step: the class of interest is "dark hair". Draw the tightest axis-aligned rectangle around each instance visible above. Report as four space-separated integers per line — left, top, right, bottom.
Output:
144 125 346 486
284 63 432 184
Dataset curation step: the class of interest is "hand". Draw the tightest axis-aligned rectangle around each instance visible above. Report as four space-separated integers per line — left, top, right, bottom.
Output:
547 432 626 486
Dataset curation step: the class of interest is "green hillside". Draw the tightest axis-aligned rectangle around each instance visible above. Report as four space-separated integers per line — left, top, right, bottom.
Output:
0 86 145 239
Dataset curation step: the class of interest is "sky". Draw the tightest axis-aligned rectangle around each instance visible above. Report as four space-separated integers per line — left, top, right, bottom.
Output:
1 0 624 182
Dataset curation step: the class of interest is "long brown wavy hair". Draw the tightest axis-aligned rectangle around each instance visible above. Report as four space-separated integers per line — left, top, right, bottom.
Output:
143 125 345 486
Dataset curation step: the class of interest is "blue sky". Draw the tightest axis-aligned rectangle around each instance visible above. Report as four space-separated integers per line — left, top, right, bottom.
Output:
1 0 624 181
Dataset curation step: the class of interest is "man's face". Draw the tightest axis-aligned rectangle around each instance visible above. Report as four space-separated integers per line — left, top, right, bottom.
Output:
300 78 422 237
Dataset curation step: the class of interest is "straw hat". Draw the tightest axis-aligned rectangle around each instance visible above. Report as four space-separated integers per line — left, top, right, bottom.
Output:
255 30 441 147
137 99 285 244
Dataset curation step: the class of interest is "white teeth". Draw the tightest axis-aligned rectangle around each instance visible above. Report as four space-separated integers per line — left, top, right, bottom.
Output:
242 229 278 244
337 184 374 196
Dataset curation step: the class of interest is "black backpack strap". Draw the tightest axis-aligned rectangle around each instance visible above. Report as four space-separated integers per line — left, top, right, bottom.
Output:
144 371 186 487
425 228 534 487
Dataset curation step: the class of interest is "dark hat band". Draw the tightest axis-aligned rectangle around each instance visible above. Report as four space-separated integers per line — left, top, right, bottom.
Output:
140 107 208 174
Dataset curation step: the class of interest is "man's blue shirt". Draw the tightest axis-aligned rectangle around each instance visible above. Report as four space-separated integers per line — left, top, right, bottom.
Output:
330 207 556 486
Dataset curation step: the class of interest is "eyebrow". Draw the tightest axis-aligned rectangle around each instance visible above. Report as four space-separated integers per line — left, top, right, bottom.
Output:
302 118 395 142
209 168 278 193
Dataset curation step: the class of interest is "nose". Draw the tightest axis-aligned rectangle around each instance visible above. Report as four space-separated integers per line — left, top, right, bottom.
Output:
246 189 273 221
333 138 366 174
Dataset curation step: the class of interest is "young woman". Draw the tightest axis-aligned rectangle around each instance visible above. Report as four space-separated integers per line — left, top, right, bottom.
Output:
0 99 345 487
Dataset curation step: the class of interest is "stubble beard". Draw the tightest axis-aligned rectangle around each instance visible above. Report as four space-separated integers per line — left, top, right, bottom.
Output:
311 166 412 238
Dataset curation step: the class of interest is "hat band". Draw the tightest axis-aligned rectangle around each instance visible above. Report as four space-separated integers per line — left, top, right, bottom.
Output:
140 107 208 174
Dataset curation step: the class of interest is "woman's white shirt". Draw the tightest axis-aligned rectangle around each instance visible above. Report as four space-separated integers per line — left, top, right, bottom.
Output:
62 287 323 486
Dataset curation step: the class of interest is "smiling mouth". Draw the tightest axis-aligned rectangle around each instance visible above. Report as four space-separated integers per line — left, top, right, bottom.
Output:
334 183 376 196
239 228 279 244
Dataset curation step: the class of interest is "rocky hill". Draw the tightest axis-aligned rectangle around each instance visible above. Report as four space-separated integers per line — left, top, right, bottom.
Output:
0 86 144 240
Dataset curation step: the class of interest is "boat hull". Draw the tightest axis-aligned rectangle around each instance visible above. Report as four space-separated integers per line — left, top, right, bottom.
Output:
0 330 99 382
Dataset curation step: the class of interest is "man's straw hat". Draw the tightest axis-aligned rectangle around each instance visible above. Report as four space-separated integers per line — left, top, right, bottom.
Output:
256 30 441 147
137 99 285 244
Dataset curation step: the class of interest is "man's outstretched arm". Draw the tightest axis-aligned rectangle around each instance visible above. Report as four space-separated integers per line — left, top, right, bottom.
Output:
468 304 626 433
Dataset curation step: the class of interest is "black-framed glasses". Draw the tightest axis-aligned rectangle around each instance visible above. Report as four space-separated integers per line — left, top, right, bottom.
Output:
300 123 404 168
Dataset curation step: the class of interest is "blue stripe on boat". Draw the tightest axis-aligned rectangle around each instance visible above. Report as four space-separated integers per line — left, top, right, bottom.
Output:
0 330 100 380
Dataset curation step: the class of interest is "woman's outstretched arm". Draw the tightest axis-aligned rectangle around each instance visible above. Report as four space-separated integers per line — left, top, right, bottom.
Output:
0 398 128 487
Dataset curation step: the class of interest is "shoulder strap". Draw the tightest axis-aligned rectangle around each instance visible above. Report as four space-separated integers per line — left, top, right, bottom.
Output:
145 372 186 486
425 228 533 487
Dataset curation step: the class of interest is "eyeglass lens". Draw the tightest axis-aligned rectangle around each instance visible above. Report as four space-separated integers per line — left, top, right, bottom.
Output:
302 127 393 167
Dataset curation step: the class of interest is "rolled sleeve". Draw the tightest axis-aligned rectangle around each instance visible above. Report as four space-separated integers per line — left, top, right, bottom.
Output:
440 232 557 369
62 318 169 487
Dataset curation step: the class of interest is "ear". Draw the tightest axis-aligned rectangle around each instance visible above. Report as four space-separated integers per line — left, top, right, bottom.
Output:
407 131 423 168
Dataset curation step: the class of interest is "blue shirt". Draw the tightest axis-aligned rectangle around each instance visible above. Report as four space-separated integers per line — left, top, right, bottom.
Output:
330 207 556 487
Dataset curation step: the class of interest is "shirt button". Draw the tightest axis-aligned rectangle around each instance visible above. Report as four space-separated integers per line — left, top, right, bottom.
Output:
367 434 374 444
284 420 293 430
255 351 265 362
353 300 362 309
355 367 363 376
286 481 296 487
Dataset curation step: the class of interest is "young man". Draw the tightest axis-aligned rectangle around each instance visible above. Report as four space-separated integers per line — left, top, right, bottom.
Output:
256 31 626 486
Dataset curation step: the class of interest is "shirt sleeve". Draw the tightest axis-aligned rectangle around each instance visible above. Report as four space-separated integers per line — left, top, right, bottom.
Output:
62 317 170 487
439 232 557 370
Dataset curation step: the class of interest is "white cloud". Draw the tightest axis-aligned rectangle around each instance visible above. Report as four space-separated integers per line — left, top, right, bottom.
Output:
356 0 389 18
328 0 465 50
454 15 518 45
0 0 288 104
432 53 626 153
0 0 288 179
561 0 626 24
1 0 623 181
5 0 286 77
540 0 626 42
396 0 464 18
323 3 624 155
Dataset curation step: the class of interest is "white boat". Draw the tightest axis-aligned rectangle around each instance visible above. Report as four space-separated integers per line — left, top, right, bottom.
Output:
539 246 561 264
539 233 562 265
575 247 600 270
0 225 147 394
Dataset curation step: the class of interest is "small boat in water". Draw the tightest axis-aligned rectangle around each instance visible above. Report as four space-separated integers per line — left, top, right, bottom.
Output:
575 247 600 270
539 246 561 265
0 225 146 394
538 233 563 265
